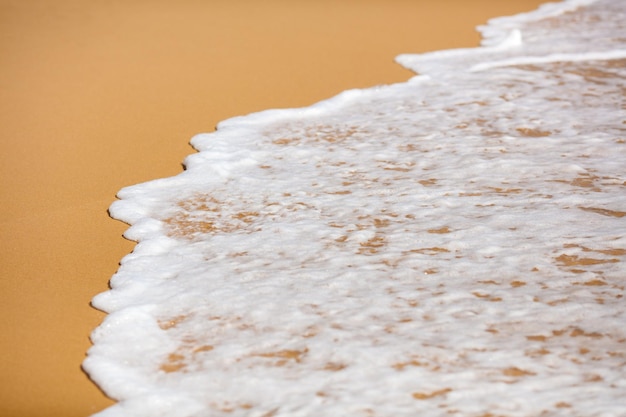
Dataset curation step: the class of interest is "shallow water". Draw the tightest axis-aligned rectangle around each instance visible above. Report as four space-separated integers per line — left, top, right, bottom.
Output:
85 1 626 416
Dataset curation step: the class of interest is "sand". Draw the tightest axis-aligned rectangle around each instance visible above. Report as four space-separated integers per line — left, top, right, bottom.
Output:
0 1 546 415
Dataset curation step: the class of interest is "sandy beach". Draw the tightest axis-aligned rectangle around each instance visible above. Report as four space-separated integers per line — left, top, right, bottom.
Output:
0 1 546 415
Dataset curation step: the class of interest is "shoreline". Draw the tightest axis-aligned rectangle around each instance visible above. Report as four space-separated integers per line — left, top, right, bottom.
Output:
0 1 546 415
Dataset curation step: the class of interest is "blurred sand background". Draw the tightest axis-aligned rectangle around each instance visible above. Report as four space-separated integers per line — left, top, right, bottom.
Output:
0 1 545 415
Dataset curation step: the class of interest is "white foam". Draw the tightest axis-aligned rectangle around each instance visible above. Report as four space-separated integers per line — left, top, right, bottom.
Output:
470 48 626 71
85 1 626 416
396 0 622 76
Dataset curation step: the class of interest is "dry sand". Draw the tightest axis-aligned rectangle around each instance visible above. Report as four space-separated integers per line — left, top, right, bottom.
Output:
0 1 545 415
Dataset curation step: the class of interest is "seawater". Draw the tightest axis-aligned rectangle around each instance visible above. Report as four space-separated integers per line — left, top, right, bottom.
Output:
85 1 626 416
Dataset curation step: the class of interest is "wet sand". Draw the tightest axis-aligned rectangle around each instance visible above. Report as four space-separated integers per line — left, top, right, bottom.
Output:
0 1 545 415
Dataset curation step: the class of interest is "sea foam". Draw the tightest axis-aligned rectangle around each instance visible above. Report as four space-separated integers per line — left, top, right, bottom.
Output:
85 1 626 416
